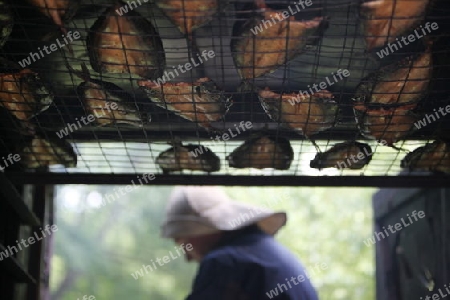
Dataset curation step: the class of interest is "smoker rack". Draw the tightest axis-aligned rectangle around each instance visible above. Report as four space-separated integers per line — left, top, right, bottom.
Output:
1 0 450 186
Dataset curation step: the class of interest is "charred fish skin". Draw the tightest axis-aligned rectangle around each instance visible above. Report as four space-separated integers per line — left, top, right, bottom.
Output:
21 135 77 169
87 1 165 79
0 0 13 49
310 141 373 170
227 135 293 170
361 0 430 51
258 88 337 138
138 77 231 130
156 143 220 173
155 0 223 36
0 63 53 123
401 140 450 173
231 3 327 79
77 78 149 127
354 48 432 112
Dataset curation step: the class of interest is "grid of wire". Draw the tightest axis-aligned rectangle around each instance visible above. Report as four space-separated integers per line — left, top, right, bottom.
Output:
0 0 449 179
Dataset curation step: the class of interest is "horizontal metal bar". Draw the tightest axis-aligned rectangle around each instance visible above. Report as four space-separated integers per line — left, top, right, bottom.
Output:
41 121 444 143
53 125 363 142
5 173 450 187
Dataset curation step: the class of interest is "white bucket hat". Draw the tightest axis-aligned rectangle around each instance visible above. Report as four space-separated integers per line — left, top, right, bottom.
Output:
161 186 287 238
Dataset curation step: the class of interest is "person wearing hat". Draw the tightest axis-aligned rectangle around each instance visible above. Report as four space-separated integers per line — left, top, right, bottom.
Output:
161 186 319 300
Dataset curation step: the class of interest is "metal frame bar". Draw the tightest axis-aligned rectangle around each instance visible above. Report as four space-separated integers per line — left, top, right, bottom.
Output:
5 173 450 187
0 173 41 226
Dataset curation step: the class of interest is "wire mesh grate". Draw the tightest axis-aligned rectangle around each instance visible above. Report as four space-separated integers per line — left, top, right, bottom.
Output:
0 0 449 183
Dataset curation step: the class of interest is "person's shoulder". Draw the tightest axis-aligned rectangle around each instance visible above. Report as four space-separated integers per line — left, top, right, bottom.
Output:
202 244 239 265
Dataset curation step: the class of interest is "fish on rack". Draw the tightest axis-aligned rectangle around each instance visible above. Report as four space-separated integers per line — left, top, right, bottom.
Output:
0 61 53 130
231 0 327 79
156 142 220 173
401 140 450 173
138 77 231 130
0 0 13 49
154 0 223 37
21 135 77 168
354 47 432 112
73 63 149 127
227 134 293 170
310 141 373 170
26 0 79 35
361 0 430 51
357 108 419 146
258 88 337 139
87 0 165 79
353 47 432 146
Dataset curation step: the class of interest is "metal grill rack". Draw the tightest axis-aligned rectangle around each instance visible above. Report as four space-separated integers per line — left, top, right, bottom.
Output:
1 0 450 186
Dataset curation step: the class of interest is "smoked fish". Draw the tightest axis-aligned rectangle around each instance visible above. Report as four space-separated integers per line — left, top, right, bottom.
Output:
354 48 432 112
21 136 77 168
357 108 419 146
231 0 327 79
361 0 430 51
73 63 148 127
138 77 231 130
87 1 165 79
0 67 53 122
310 141 373 170
156 142 220 173
259 88 337 138
401 140 450 173
227 134 293 170
155 0 221 36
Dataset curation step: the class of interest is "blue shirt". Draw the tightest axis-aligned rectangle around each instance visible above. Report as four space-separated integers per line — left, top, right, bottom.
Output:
186 227 319 300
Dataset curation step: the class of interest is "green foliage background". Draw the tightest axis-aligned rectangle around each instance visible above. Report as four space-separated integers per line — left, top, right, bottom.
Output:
50 185 377 300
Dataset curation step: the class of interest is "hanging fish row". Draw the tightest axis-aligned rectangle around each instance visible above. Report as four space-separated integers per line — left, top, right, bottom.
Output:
308 0 443 174
355 0 439 146
156 133 294 173
0 0 79 169
0 0 230 169
0 57 77 169
64 0 325 131
255 42 431 149
2 0 437 137
0 0 442 171
246 0 436 147
312 140 450 174
81 0 231 130
157 136 450 174
83 0 327 134
71 0 328 131
57 0 449 173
